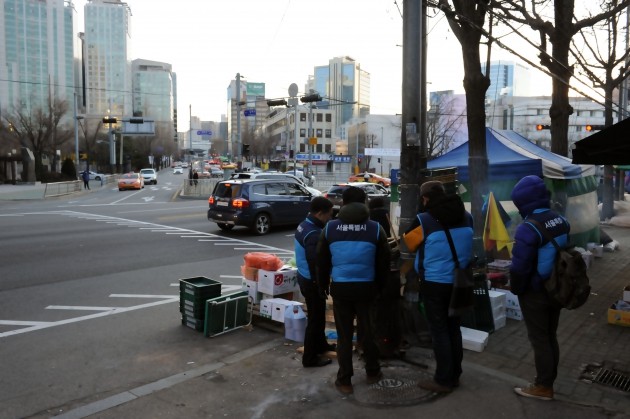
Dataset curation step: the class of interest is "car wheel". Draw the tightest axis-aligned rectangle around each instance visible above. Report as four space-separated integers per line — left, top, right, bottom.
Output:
95 176 101 181
378 181 384 186
217 223 234 231
154 180 157 185
252 213 271 235
119 188 123 191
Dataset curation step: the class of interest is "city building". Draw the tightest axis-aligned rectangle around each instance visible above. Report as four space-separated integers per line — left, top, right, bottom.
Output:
482 60 531 106
226 78 268 158
0 0 79 114
83 0 132 118
309 56 370 126
131 59 175 124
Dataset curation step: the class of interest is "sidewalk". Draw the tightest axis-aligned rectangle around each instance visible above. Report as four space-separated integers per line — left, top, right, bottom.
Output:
48 226 630 419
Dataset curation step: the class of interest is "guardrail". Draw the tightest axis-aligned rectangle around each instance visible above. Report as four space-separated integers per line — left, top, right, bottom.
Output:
44 181 82 197
181 178 220 198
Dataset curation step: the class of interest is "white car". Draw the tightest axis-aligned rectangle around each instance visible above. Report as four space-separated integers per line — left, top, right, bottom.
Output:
229 172 322 196
173 167 184 175
140 168 158 185
81 170 105 181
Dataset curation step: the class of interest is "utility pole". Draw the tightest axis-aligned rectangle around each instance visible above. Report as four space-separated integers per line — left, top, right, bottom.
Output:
236 73 242 162
74 92 79 169
301 91 322 177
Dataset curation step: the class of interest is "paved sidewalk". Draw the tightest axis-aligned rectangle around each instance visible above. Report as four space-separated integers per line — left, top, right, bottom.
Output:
42 226 630 419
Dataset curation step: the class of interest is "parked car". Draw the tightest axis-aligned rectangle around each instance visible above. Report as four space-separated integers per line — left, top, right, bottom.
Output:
80 170 105 181
349 172 391 187
173 167 183 175
140 168 158 185
118 172 144 191
323 182 391 215
207 178 315 235
229 172 322 196
210 169 224 178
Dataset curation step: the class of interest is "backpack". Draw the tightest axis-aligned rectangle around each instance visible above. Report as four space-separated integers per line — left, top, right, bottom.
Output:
529 219 591 310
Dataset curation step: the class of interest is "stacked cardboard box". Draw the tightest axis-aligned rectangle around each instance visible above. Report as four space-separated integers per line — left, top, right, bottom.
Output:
607 283 630 327
491 288 522 321
488 290 507 330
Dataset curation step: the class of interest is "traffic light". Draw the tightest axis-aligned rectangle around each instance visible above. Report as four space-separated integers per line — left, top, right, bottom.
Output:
242 144 250 155
300 93 322 103
586 124 605 132
267 99 288 107
536 124 550 130
102 117 117 124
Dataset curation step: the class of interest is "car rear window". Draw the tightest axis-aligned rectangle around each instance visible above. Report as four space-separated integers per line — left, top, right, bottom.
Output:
213 183 242 198
328 186 346 195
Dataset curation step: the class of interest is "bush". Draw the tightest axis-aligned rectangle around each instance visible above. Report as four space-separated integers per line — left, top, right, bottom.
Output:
61 158 77 179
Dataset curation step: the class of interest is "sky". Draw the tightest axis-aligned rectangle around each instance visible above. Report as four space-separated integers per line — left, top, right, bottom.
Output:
74 0 559 132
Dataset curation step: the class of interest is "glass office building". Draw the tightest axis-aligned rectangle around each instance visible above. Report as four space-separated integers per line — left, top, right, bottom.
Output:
131 59 174 123
0 0 78 113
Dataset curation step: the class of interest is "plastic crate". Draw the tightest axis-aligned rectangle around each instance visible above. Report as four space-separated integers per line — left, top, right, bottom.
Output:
204 291 250 337
180 302 205 320
179 277 222 299
181 314 204 332
460 273 495 334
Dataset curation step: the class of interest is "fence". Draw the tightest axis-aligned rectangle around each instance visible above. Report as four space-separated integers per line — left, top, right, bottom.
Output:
181 178 220 198
44 181 82 197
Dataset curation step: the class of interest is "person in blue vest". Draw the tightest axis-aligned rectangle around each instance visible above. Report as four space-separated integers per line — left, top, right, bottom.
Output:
317 186 391 395
294 196 336 368
405 180 473 394
510 175 570 401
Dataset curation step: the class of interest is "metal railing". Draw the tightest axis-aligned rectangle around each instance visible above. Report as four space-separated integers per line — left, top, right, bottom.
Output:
181 178 220 198
44 181 82 197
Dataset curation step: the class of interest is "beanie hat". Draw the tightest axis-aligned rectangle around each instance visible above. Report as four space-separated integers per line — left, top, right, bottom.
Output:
420 180 445 198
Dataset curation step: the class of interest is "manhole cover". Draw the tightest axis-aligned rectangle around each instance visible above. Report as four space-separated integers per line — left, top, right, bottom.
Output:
581 363 630 393
352 361 439 406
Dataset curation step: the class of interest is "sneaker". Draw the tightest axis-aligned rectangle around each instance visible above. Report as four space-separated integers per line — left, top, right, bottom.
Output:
335 380 354 395
514 384 554 401
417 379 453 393
366 371 383 385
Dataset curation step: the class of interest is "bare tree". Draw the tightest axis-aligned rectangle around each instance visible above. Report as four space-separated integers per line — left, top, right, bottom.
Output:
78 117 106 172
427 94 466 158
437 0 491 237
492 0 630 156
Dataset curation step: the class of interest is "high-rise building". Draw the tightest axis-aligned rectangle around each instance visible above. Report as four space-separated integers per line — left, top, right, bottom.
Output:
0 0 78 114
226 78 267 157
131 59 174 124
310 56 370 126
482 60 531 104
83 0 132 118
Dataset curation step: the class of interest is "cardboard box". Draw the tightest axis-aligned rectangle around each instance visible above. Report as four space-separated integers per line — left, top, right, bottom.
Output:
623 285 630 302
489 290 506 309
460 326 489 352
506 307 523 321
492 303 506 319
608 304 630 327
258 267 299 295
271 298 304 323
492 288 520 310
241 279 262 304
259 298 276 319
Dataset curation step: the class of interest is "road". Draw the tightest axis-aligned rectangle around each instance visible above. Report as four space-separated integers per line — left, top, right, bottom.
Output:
0 171 298 418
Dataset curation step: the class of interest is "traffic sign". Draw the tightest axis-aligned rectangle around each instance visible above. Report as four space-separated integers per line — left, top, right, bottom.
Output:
197 130 213 136
243 109 256 117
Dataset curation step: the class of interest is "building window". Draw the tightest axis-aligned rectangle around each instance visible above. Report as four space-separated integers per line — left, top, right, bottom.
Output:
300 113 306 121
326 113 332 122
325 144 332 152
300 128 306 137
316 144 323 152
300 144 306 152
325 129 331 138
316 128 322 138
316 114 323 122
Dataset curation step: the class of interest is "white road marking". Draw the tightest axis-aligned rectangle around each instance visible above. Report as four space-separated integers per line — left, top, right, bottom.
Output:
111 190 144 204
0 320 51 326
110 294 177 298
46 306 119 311
142 196 155 202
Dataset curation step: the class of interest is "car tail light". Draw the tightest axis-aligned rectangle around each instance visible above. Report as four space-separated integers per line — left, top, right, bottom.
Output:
232 198 250 209
208 196 215 205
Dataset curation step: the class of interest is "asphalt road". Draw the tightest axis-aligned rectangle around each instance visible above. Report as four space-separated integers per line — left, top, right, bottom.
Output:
0 171 299 418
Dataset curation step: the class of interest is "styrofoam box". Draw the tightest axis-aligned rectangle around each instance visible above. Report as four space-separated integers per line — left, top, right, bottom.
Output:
506 307 523 321
271 299 304 323
494 314 506 330
460 326 489 352
492 289 521 310
489 290 507 309
492 304 506 319
242 279 262 304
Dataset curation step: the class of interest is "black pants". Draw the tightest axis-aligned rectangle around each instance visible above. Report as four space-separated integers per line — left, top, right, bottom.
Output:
518 289 561 387
421 280 462 387
332 296 380 385
83 180 90 190
298 277 328 366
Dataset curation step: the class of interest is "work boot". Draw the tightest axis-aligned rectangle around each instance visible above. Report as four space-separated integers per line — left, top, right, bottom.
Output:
513 384 554 401
417 379 453 393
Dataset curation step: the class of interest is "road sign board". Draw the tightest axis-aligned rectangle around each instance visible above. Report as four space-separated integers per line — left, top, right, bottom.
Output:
243 109 256 117
197 130 213 136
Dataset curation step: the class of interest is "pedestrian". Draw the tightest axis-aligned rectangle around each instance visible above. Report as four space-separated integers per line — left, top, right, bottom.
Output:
294 196 336 368
510 175 570 401
317 186 391 395
81 171 90 190
188 167 193 186
404 180 473 394
363 172 370 183
368 196 391 237
193 169 199 187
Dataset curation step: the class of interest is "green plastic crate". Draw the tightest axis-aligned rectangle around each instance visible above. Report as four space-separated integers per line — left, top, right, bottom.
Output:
203 291 250 337
181 314 204 332
179 277 222 299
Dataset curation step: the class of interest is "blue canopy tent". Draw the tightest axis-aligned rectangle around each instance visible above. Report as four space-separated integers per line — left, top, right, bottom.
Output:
428 128 599 246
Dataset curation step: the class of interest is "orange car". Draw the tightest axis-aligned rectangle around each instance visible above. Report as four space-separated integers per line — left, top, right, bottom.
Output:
348 172 391 187
118 172 145 191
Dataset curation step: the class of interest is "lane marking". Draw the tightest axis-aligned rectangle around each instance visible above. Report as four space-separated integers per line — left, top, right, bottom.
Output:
46 306 118 311
0 320 51 326
110 190 144 205
110 294 177 299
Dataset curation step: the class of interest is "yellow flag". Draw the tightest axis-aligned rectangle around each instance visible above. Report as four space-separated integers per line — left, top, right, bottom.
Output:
483 192 513 256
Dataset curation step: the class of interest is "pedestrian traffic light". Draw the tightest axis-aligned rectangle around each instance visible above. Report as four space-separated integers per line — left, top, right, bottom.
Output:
585 124 605 132
242 144 250 155
267 99 288 107
536 124 550 130
103 117 117 124
300 93 322 103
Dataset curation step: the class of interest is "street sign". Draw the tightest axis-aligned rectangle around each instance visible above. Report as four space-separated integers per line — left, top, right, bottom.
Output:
308 137 317 145
197 130 213 136
243 109 256 117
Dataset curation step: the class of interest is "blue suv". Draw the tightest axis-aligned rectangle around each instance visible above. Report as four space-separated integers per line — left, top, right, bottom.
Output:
207 179 315 235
